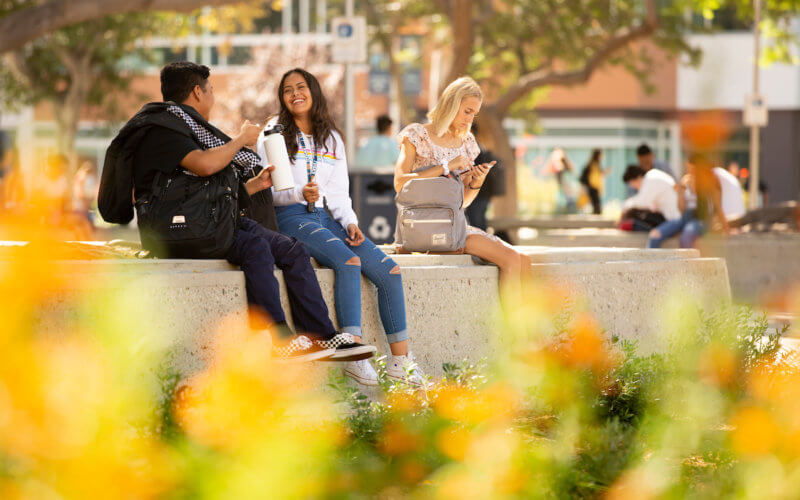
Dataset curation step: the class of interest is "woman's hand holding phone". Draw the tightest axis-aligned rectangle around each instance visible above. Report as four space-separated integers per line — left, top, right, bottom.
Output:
470 161 496 181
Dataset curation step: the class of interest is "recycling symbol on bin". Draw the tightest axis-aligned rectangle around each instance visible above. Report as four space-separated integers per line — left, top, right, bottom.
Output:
368 216 392 240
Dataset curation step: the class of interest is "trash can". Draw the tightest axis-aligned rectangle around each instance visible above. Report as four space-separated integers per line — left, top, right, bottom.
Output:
349 166 397 245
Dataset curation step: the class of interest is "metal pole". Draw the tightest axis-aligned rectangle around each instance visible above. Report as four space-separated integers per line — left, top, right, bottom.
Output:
299 0 309 34
344 0 355 159
282 0 293 41
316 0 327 33
749 0 761 209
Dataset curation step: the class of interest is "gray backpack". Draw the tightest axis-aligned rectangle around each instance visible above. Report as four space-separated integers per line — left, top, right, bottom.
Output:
394 175 467 253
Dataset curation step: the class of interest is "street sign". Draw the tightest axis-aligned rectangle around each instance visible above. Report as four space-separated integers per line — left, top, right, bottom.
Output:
331 16 367 64
743 93 768 127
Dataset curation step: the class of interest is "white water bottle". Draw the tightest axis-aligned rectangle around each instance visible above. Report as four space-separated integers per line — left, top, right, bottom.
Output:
260 124 295 191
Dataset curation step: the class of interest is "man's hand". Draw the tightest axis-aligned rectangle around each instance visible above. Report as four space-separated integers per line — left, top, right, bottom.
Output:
245 166 274 195
238 120 262 147
346 224 365 246
302 181 320 204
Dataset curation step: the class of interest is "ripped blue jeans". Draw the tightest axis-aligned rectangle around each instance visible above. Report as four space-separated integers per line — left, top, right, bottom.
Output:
275 204 408 343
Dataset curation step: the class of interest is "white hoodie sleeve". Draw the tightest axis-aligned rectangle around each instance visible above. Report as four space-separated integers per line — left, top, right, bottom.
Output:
324 133 359 229
623 176 660 212
257 119 305 206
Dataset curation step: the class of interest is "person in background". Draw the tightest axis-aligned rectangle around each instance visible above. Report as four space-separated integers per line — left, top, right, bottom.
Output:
636 143 674 179
1 147 21 209
0 130 10 208
619 165 680 232
713 164 746 220
579 148 609 215
727 161 769 208
647 154 729 248
354 114 399 168
72 161 99 225
546 147 576 212
464 121 504 231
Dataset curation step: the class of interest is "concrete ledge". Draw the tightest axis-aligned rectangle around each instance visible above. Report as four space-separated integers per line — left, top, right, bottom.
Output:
23 246 731 378
523 230 800 302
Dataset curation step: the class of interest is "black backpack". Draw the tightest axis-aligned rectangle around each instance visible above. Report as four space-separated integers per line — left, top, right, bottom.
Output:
135 166 239 259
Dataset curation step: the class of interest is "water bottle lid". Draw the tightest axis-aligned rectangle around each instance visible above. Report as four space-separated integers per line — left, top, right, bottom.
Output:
263 123 284 135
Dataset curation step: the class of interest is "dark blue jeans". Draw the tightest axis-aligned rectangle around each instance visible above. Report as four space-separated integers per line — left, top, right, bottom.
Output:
225 217 337 339
646 212 707 249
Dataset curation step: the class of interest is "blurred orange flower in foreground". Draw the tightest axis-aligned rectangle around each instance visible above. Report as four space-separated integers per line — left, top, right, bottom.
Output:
681 111 734 151
729 405 779 458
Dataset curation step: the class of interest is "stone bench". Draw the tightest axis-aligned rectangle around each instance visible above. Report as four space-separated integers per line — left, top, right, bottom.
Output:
24 244 730 378
521 230 800 303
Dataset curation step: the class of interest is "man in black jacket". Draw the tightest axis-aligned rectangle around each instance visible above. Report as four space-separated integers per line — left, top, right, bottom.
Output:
99 61 375 363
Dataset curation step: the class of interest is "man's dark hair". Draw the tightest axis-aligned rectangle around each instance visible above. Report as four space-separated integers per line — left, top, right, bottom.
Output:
623 165 646 183
160 61 211 103
376 115 393 134
636 144 652 157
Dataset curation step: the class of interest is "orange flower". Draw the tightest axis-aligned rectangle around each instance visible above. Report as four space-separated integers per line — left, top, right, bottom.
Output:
433 383 519 426
400 459 428 484
378 422 423 456
552 314 618 375
729 406 780 458
681 111 733 151
387 391 421 414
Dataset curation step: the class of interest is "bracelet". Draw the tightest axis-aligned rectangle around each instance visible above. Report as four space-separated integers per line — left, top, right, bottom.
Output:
468 182 483 190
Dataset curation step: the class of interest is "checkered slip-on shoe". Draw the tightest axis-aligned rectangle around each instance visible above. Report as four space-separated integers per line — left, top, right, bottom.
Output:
273 335 335 363
314 333 377 362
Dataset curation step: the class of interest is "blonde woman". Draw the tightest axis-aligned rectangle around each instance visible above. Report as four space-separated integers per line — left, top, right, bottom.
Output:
394 77 533 300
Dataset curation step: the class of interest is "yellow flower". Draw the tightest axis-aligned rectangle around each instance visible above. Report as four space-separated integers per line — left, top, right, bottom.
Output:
697 342 738 388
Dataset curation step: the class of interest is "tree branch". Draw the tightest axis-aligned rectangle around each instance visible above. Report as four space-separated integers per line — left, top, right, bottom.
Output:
493 0 659 114
2 52 34 87
0 0 238 53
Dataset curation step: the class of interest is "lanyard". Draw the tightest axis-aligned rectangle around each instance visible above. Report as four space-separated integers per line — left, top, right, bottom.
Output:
297 132 319 181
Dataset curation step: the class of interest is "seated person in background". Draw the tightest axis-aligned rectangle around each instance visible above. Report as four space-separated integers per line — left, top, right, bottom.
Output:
647 154 730 249
636 143 674 178
713 165 746 220
619 165 680 232
727 161 768 208
99 61 375 363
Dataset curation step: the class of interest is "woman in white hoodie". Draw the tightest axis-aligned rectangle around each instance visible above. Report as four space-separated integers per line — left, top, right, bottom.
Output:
259 68 423 387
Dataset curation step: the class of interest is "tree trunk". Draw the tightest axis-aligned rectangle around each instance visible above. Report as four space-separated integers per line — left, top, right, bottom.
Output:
52 53 91 178
477 105 517 218
441 0 473 92
388 33 415 126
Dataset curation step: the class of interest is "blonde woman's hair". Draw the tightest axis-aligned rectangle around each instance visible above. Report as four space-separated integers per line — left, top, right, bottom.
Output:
427 77 482 138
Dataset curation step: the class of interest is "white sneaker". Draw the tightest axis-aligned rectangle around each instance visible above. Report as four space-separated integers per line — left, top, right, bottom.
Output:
343 359 379 386
386 353 428 387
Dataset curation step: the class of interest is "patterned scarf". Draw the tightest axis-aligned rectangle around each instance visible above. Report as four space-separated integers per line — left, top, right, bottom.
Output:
167 104 261 178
